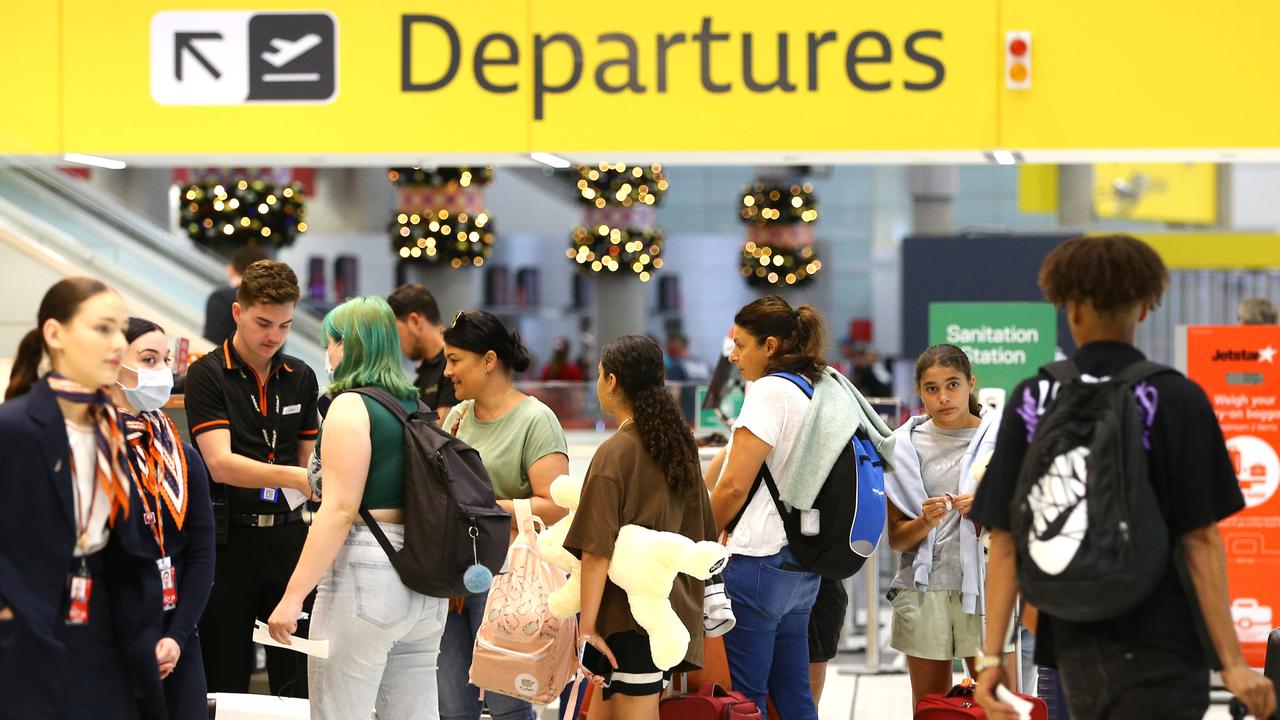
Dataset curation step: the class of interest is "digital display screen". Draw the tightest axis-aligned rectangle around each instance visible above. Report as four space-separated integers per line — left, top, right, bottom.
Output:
1227 372 1265 385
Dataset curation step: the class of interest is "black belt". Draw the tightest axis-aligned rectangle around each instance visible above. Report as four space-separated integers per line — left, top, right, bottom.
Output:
230 509 303 528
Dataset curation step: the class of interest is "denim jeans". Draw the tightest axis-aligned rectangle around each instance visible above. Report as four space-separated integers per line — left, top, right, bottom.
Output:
308 524 448 720
721 546 822 720
1019 626 1037 696
1055 637 1209 720
437 591 536 720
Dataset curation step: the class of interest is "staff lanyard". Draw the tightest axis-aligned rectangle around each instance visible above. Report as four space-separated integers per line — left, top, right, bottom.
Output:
135 466 166 557
241 369 281 464
68 453 99 553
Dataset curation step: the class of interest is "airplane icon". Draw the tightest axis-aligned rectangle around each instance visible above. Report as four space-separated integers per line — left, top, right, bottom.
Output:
261 33 322 68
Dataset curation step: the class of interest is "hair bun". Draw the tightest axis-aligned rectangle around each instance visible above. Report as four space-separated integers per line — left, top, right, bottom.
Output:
507 330 531 373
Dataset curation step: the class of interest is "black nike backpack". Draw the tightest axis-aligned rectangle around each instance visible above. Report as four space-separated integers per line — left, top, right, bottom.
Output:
1010 360 1172 622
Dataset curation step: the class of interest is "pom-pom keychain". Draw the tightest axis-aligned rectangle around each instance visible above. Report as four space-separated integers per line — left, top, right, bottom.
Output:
463 526 494 593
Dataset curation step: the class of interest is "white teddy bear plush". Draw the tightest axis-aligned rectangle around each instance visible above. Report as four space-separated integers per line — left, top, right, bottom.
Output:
538 476 729 670
608 525 729 671
537 475 583 619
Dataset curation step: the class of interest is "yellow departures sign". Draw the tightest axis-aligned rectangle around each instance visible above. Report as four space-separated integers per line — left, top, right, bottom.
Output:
6 0 1279 158
40 0 995 157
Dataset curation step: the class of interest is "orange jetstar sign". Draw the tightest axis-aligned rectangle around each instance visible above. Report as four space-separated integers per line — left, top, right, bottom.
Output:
1186 325 1280 668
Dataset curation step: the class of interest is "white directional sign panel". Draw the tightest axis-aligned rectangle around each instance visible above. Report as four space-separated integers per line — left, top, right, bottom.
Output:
150 11 337 105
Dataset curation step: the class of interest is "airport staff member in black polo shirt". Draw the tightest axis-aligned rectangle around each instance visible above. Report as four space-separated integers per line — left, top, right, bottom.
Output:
388 283 458 420
185 260 320 698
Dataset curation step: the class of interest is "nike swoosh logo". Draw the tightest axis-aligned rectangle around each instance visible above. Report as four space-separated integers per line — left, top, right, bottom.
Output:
1036 495 1078 540
261 34 322 68
1027 446 1091 576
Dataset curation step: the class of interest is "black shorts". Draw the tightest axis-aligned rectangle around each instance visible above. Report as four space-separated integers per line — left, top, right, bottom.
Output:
808 577 849 663
582 630 674 699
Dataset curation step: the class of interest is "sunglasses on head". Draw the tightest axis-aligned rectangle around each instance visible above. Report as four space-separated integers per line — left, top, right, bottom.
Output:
451 311 467 328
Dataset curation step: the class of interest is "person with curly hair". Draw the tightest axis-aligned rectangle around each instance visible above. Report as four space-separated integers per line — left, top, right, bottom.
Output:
566 335 716 719
972 235 1275 720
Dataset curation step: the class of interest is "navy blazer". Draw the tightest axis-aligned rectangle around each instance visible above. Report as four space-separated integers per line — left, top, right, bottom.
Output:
0 377 166 720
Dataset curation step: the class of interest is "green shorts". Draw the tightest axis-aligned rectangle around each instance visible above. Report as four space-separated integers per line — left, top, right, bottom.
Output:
889 589 983 662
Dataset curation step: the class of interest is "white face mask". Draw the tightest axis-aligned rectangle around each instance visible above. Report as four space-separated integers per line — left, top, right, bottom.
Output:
119 364 174 413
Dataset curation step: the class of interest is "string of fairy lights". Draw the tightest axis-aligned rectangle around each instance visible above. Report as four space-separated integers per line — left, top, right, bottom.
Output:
389 166 496 267
392 210 495 269
389 166 493 189
178 179 307 252
738 181 823 288
739 182 819 225
568 225 665 279
567 163 668 282
573 163 669 208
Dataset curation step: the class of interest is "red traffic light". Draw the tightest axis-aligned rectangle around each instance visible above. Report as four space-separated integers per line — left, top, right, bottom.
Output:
1009 38 1028 57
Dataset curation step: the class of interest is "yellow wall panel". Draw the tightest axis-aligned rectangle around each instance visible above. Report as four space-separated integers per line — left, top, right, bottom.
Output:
1018 164 1058 214
1093 163 1217 226
1108 233 1280 270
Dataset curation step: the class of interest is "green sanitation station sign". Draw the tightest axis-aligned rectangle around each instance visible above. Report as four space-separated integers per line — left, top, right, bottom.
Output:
927 302 1057 393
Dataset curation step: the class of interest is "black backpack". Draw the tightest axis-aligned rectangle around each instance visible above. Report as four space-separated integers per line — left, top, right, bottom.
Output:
346 387 511 598
727 372 887 579
1011 360 1172 622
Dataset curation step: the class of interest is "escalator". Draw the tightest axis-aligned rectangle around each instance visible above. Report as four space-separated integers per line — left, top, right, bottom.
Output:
0 163 326 377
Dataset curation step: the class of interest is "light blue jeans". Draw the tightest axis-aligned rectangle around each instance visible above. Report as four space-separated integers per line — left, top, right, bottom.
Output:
308 523 448 720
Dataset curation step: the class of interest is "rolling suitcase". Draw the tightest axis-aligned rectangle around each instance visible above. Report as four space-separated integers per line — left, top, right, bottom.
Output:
660 681 762 720
915 678 1048 720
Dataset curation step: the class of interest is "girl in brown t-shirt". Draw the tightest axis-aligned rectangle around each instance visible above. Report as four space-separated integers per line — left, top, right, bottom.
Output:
565 335 716 718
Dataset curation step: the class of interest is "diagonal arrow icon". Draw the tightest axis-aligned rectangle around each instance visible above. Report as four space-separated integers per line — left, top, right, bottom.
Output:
175 32 223 81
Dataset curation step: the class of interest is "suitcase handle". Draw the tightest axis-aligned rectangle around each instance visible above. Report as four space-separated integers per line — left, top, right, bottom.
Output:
1230 696 1278 720
697 682 732 698
944 679 978 699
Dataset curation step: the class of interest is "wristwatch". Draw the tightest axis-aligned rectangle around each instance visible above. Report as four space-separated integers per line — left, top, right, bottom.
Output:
974 649 1003 673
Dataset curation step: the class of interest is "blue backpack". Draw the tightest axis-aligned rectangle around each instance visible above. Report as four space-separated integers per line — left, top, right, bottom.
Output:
729 372 887 579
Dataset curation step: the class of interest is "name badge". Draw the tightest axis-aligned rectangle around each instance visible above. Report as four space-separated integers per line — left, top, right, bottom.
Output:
158 556 178 611
67 568 92 625
282 404 302 415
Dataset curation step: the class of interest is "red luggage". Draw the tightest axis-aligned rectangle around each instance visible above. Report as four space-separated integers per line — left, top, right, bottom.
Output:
915 679 1048 720
660 682 763 720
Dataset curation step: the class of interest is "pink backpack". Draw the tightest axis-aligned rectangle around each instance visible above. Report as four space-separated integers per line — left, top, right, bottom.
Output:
470 499 578 705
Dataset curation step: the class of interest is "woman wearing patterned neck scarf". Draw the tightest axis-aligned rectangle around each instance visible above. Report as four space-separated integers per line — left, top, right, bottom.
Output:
110 317 216 720
0 278 167 720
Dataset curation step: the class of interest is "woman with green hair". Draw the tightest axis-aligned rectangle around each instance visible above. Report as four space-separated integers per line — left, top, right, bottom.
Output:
268 296 447 720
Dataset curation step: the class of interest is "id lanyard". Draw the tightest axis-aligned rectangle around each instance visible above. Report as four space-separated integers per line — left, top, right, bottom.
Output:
242 369 283 503
66 453 99 625
135 467 179 611
68 453 100 555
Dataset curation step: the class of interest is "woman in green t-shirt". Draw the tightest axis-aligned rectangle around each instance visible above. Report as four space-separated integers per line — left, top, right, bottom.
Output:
438 310 569 720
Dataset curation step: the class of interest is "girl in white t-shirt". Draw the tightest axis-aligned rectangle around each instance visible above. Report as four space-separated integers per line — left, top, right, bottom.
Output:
706 295 829 720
